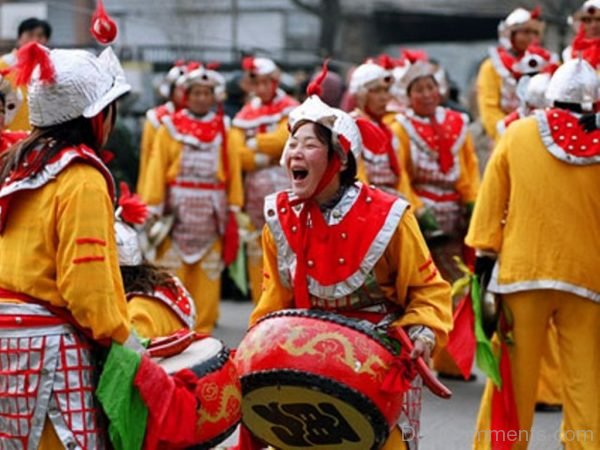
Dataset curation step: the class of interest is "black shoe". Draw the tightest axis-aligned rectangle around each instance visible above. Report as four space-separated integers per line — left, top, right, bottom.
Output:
535 402 562 413
437 372 477 382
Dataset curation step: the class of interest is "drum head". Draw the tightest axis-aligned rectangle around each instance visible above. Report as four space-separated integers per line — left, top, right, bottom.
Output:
241 370 388 450
155 337 224 375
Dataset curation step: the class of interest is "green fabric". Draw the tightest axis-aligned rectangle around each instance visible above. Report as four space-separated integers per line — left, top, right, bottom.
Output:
417 208 441 232
471 276 502 387
228 243 248 295
96 343 148 450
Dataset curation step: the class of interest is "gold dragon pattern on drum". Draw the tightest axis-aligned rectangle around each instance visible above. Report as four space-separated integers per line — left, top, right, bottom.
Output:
196 384 242 427
280 329 389 382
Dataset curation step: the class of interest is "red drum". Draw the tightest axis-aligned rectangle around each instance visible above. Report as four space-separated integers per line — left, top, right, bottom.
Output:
152 335 242 449
236 309 411 450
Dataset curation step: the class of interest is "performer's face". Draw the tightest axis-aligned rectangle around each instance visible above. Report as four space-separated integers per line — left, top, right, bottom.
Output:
252 75 276 103
511 27 540 53
582 16 600 39
408 76 440 117
187 85 215 115
364 85 390 119
285 122 330 200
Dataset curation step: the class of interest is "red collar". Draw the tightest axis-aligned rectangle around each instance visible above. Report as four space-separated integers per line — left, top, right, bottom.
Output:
233 91 298 128
168 109 223 143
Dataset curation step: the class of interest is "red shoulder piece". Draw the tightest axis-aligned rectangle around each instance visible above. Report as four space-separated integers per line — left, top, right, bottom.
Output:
233 93 299 128
408 109 467 153
168 110 223 143
539 109 600 159
276 185 400 286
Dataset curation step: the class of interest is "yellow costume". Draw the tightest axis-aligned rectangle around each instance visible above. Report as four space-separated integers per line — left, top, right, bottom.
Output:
231 89 298 303
140 110 242 333
467 111 600 449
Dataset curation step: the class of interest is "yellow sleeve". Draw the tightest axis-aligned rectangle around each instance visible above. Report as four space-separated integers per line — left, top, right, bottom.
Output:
127 295 186 339
379 209 452 347
356 155 369 184
225 130 244 207
56 166 130 343
249 226 294 326
454 132 480 204
477 59 505 141
465 133 510 253
136 120 157 193
255 118 289 158
139 126 180 207
392 122 424 211
230 127 257 172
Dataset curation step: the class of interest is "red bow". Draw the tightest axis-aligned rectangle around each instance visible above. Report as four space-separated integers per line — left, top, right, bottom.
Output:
381 349 418 395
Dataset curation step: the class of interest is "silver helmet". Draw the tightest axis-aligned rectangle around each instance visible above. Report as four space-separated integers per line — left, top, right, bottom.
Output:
545 58 599 111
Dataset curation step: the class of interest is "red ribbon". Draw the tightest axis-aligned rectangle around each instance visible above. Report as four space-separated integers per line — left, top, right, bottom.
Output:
381 349 418 395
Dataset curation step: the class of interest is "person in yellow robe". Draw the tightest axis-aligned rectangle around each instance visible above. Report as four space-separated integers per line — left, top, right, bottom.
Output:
239 70 452 450
476 7 545 142
348 60 421 208
0 44 141 449
468 59 600 450
139 65 243 333
136 60 191 193
563 0 600 69
230 56 298 303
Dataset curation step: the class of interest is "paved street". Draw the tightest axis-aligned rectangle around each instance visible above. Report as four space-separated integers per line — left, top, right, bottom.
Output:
213 300 563 450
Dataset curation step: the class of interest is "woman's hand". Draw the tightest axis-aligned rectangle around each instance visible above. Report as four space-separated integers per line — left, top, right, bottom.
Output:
408 325 436 364
410 338 432 363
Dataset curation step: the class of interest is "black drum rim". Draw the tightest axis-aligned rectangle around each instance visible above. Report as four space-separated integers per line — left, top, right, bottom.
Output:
251 309 400 355
241 369 390 450
189 343 231 379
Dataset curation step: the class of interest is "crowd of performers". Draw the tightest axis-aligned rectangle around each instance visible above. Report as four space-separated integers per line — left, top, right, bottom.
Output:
0 1 599 449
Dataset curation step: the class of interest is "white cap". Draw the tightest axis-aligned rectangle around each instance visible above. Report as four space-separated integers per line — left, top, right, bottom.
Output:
546 58 599 111
285 94 363 163
243 56 279 78
349 62 393 97
177 66 226 102
24 45 130 127
512 46 555 76
522 73 552 109
115 219 143 266
158 61 188 99
395 60 439 97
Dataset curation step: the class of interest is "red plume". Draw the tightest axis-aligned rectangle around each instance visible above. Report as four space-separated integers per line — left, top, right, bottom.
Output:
306 59 329 97
187 61 201 71
90 0 118 45
206 61 220 70
14 42 55 86
402 49 428 63
242 56 255 72
530 5 542 19
377 54 395 70
118 182 148 225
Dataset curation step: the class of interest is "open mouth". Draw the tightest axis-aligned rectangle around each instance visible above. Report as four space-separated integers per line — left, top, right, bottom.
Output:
292 169 309 181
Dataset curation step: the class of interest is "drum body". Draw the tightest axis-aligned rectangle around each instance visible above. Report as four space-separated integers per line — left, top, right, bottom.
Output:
235 310 406 450
154 336 242 449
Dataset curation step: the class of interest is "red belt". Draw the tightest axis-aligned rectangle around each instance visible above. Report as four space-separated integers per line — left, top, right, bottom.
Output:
169 180 225 190
415 189 461 202
0 288 67 328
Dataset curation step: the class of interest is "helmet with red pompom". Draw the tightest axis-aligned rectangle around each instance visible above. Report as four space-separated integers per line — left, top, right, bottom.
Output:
498 7 545 50
242 56 280 79
115 182 148 266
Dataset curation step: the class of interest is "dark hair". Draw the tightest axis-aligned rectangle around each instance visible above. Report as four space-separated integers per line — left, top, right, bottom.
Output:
0 103 115 181
0 92 5 108
553 101 583 113
291 120 357 186
120 262 177 295
18 18 52 40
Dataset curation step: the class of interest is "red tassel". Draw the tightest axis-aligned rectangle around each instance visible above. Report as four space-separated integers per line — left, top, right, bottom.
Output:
530 5 542 19
490 341 519 450
401 49 428 63
90 0 118 45
222 211 239 267
205 61 220 70
376 54 395 70
187 60 201 71
118 181 149 225
306 59 329 97
242 56 255 72
14 42 55 86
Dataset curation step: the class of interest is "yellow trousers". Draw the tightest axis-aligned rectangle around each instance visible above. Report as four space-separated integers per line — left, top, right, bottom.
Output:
536 320 562 405
473 290 600 450
381 427 409 450
176 240 223 334
247 232 263 304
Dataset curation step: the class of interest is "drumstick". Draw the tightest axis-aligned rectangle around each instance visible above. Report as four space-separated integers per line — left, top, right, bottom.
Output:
390 327 453 399
147 330 208 358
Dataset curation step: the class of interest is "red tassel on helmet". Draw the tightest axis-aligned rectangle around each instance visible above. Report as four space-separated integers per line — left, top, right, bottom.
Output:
242 56 255 72
118 182 148 225
376 54 395 70
530 5 542 19
187 61 201 71
14 42 55 86
401 49 428 63
91 0 118 45
306 59 329 97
